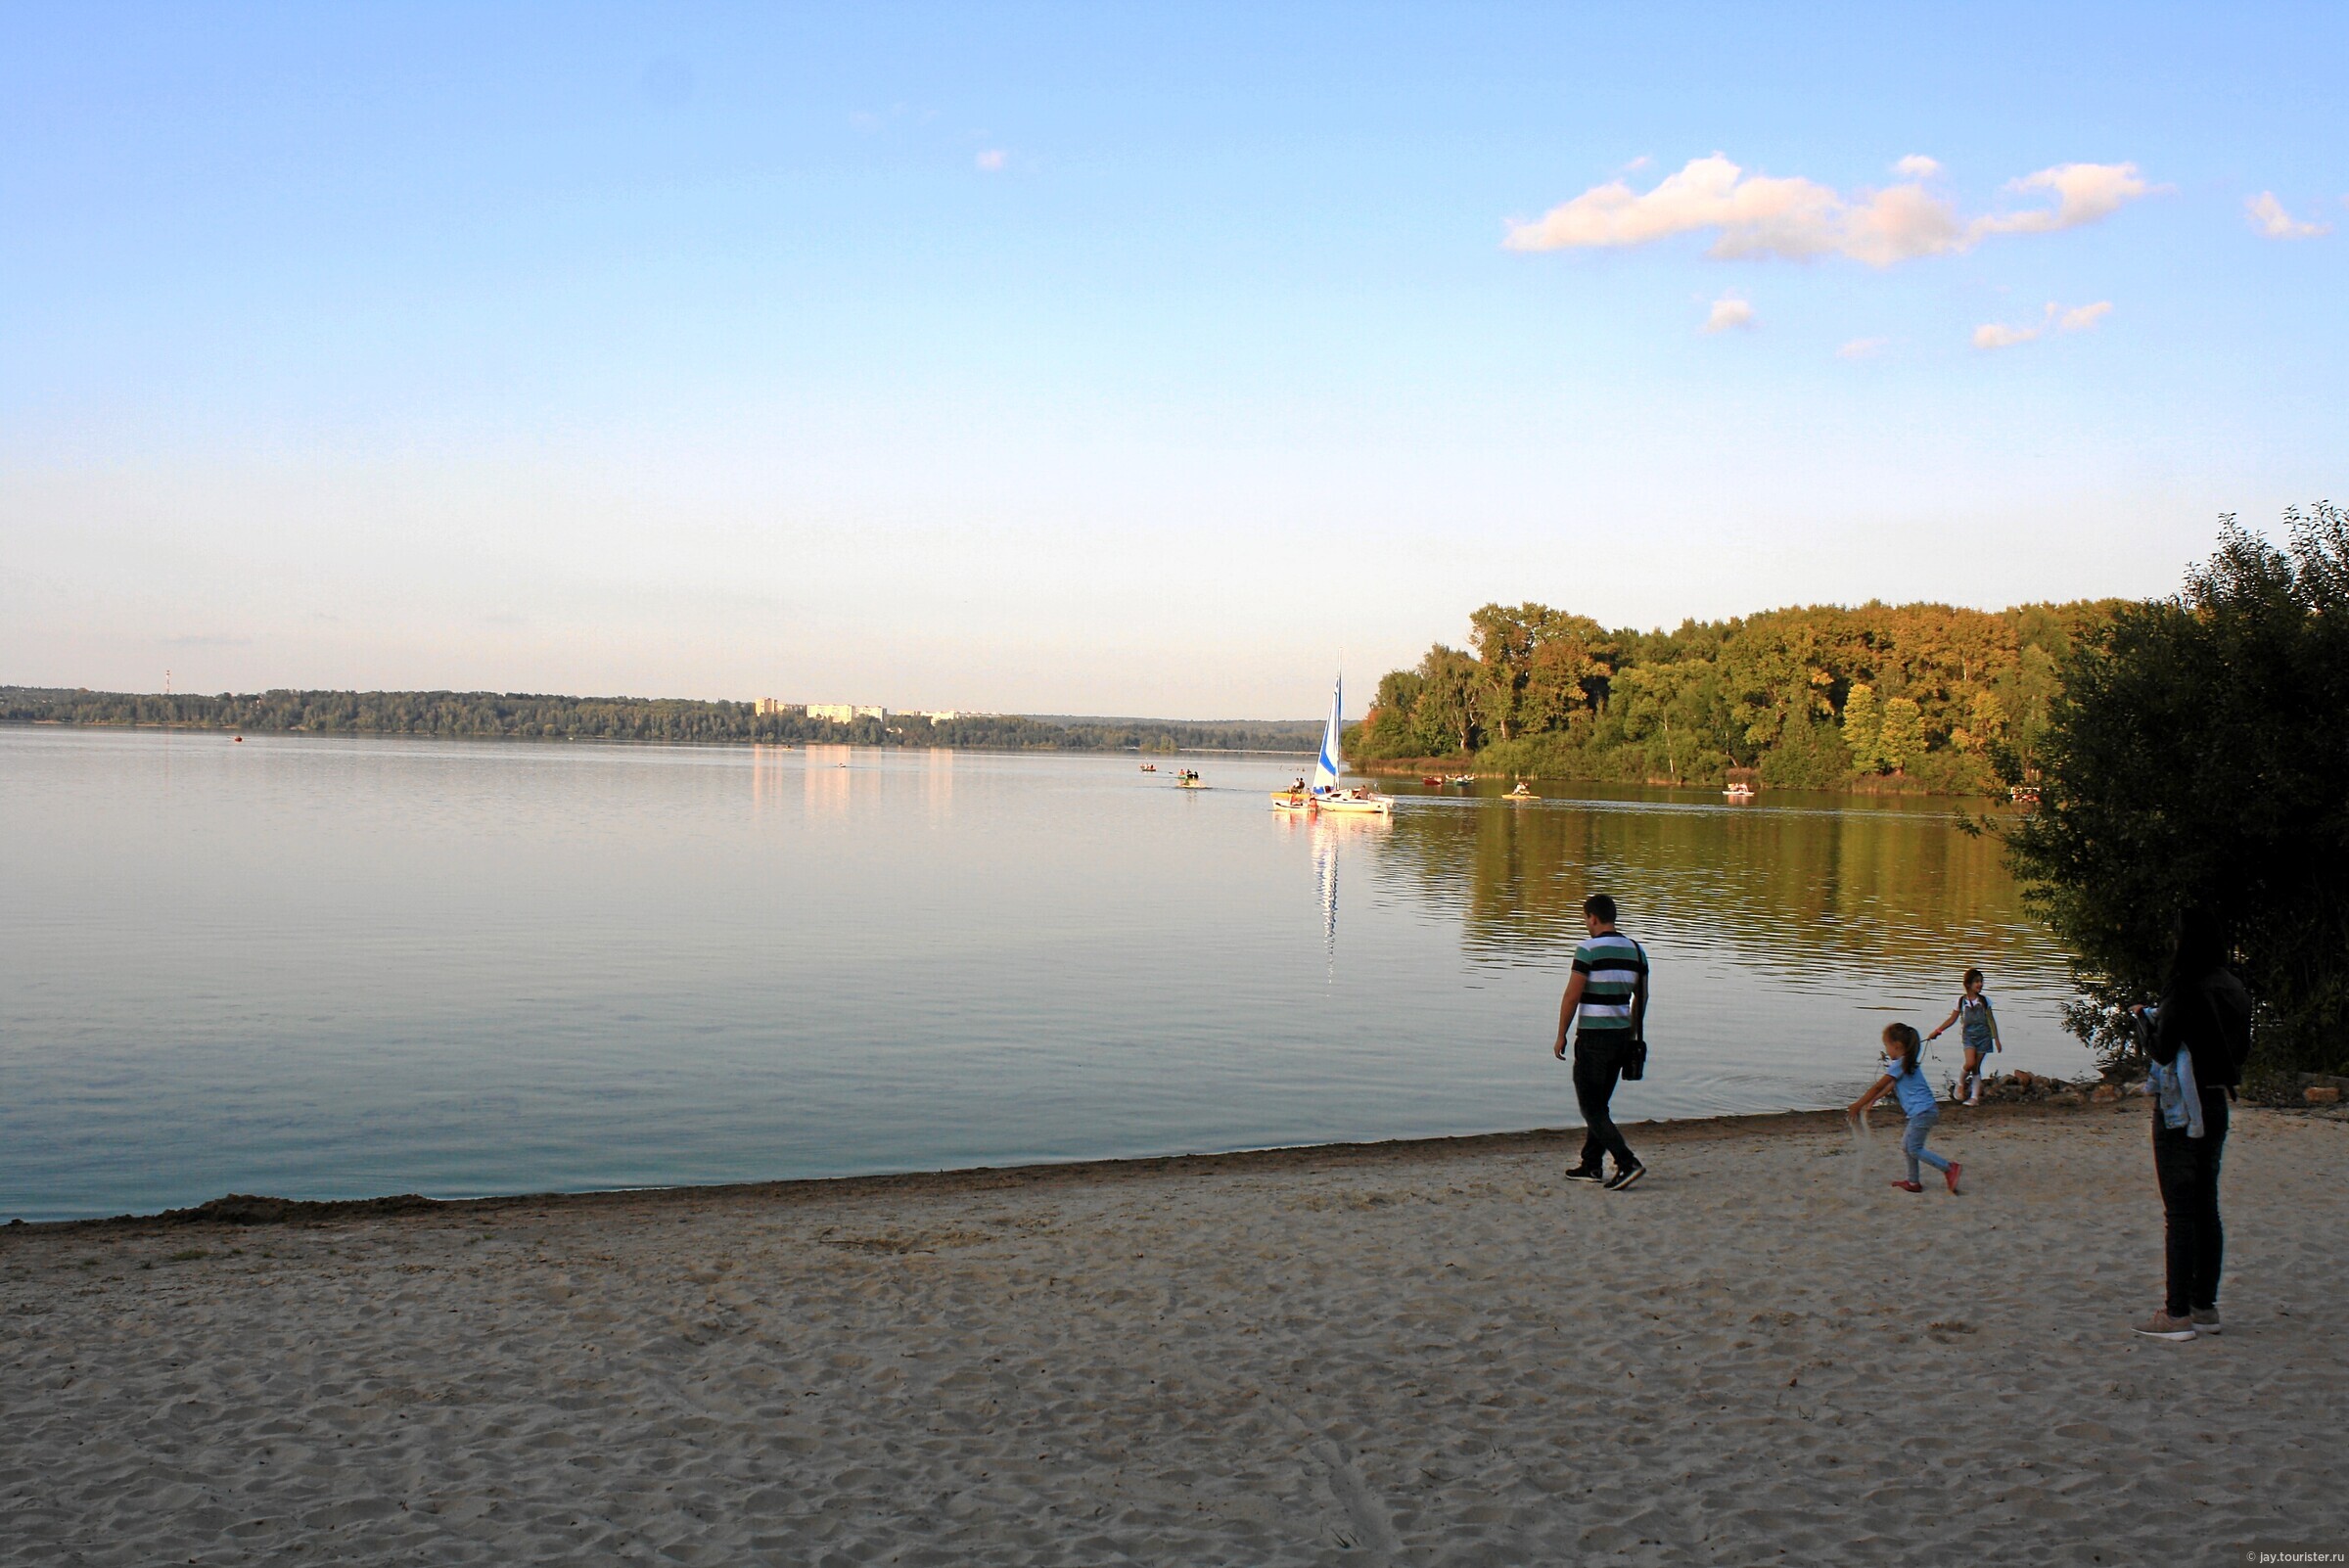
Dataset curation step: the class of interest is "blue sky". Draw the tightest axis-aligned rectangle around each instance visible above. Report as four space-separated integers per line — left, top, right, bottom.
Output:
4 2 2341 715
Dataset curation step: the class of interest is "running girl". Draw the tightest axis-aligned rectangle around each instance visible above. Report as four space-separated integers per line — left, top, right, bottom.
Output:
1848 1023 1963 1195
1927 968 2003 1106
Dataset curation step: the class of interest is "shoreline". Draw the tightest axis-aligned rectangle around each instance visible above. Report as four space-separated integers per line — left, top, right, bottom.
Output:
20 1099 2117 1235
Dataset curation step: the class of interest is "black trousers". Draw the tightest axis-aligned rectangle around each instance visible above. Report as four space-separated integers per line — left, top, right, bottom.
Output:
1573 1035 1637 1172
2152 1087 2230 1316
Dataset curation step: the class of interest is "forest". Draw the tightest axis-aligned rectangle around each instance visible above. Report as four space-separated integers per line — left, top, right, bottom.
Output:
1352 598 2132 795
0 688 1318 756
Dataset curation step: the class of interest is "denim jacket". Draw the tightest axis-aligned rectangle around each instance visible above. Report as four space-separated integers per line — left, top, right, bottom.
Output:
2149 1046 2205 1138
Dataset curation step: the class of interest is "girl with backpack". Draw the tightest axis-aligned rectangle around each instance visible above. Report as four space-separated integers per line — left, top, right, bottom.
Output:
1848 1022 1963 1195
1926 968 2002 1106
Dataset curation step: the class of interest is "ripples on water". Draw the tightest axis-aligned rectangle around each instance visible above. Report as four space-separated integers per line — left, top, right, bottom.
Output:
0 729 2088 1220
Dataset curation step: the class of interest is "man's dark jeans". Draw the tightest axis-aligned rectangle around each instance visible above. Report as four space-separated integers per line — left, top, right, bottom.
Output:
2153 1087 2230 1317
1574 1034 1638 1173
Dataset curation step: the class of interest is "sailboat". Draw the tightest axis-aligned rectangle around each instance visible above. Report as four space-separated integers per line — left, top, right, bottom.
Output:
1301 675 1394 816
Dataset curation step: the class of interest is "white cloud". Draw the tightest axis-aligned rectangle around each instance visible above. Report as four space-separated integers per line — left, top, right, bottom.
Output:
1973 321 2041 350
1969 162 2152 238
1502 154 1941 264
1504 155 2153 267
1836 337 1889 359
2246 191 2331 239
975 149 1007 172
1702 294 1756 333
1837 182 1967 265
1974 300 2112 349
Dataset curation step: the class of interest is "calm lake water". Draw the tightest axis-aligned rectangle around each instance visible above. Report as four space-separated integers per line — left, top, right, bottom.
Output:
0 727 2091 1221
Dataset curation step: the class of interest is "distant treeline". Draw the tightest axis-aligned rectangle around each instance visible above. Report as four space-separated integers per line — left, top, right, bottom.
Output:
1353 599 2133 794
0 688 1318 755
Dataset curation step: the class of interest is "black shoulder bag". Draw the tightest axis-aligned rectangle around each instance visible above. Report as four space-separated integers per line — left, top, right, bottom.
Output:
1621 937 1651 1082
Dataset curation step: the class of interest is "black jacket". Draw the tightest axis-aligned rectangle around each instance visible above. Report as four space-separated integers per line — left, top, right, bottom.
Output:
2152 966 2253 1087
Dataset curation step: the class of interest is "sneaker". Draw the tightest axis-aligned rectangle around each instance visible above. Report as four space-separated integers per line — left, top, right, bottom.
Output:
1563 1166 1605 1183
2132 1312 2197 1342
1944 1162 1963 1195
1889 1179 1924 1192
1603 1164 1645 1191
2189 1308 2221 1335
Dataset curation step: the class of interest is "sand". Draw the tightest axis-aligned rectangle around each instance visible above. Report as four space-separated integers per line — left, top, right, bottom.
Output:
4 1101 2344 1566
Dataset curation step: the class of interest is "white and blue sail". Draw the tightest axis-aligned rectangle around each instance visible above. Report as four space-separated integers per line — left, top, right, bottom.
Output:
1313 675 1345 795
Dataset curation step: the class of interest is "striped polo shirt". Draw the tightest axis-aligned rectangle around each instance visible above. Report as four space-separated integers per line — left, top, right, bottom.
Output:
1572 931 1648 1036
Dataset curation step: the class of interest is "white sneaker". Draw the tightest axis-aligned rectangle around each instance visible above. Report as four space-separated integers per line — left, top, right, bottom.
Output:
2133 1312 2196 1342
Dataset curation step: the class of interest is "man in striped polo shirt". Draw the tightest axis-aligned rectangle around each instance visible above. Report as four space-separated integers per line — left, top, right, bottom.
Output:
1550 893 1651 1190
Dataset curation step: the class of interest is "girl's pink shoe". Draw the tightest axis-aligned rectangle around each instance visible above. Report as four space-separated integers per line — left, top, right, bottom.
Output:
1944 1162 1963 1194
1889 1179 1925 1192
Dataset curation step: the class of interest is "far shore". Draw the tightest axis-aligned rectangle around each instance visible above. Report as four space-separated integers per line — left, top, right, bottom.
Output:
1 717 1317 759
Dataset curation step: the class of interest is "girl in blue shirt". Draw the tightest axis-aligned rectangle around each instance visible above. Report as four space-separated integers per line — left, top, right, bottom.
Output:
1848 1022 1963 1194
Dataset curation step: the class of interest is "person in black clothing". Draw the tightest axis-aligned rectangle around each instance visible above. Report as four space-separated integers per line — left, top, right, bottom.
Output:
2131 907 2253 1342
1550 894 1652 1191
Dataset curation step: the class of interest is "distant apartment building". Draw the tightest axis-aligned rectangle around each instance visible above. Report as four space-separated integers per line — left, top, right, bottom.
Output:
807 704 888 723
911 711 966 722
753 698 801 717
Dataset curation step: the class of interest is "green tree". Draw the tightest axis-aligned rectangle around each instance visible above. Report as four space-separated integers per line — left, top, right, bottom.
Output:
1467 603 1539 742
1967 689 2007 748
2005 505 2349 1079
1878 696 1925 774
1412 645 1483 755
1841 681 1883 773
1757 720 1853 790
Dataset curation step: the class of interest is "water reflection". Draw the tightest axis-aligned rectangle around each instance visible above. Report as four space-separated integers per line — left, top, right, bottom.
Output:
1380 793 2061 1000
750 743 793 812
923 747 955 823
804 744 852 819
1274 808 1392 971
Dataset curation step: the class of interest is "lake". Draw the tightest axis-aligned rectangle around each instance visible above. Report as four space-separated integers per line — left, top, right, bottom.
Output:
0 727 2091 1221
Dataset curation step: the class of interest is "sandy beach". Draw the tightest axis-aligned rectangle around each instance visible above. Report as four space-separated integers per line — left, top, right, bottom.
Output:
5 1100 2343 1566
